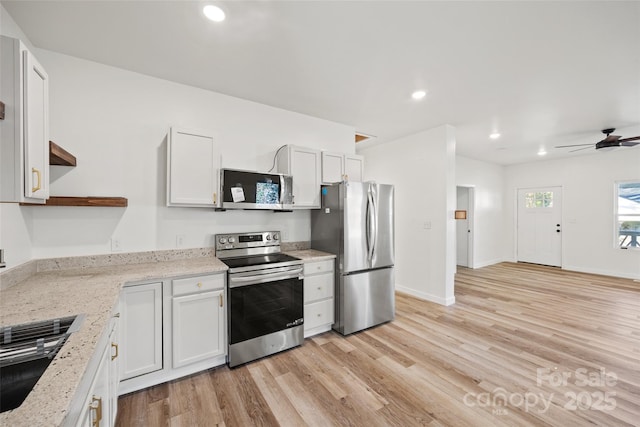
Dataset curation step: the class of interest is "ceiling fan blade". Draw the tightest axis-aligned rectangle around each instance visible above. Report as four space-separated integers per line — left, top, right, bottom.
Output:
555 143 593 148
618 136 640 142
620 141 640 147
602 135 622 143
569 146 594 153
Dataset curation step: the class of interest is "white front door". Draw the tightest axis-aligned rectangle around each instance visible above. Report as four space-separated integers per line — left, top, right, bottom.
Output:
517 187 562 267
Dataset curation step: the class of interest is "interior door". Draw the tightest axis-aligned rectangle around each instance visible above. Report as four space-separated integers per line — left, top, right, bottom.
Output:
517 187 562 267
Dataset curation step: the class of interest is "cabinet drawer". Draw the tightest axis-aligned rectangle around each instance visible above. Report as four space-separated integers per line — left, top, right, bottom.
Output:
304 299 334 331
304 259 334 276
304 273 334 303
173 274 224 296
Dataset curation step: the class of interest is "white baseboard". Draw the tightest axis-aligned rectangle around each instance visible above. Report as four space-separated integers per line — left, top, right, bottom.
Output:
396 285 455 306
562 265 640 281
472 258 506 269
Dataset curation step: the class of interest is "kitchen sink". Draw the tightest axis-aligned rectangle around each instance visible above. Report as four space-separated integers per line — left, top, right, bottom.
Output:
0 314 84 413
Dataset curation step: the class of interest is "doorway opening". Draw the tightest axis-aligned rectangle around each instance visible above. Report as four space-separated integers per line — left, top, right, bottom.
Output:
456 186 474 268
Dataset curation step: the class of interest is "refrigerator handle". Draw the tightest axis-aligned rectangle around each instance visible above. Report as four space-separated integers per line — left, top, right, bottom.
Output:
371 184 378 260
366 187 375 264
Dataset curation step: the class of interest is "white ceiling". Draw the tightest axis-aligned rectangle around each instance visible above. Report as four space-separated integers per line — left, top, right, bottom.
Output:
3 0 639 165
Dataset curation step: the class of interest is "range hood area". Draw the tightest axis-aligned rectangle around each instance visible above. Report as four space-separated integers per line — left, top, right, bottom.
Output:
220 169 294 211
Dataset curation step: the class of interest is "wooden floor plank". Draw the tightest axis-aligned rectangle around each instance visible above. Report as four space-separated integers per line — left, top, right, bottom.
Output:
117 262 640 427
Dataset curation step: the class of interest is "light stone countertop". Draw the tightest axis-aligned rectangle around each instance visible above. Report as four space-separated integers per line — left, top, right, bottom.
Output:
0 255 227 427
284 249 336 262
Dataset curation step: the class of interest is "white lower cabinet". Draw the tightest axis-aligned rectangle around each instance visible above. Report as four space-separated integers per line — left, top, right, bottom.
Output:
119 273 226 395
74 314 119 427
303 259 335 338
120 282 163 380
172 278 225 368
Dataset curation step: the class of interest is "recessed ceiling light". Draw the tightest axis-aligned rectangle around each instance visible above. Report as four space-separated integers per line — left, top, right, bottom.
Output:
411 90 427 100
538 149 547 156
203 5 225 22
489 132 501 139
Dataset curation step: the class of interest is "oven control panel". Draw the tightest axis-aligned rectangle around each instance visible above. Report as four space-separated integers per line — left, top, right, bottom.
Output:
215 231 280 251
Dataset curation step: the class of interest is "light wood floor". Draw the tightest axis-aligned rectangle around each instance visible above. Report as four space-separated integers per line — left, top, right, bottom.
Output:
116 262 640 426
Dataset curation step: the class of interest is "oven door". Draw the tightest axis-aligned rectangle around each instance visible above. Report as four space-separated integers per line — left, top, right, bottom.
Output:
228 267 303 345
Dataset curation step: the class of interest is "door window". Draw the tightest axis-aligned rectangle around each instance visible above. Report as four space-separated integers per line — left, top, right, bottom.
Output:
524 191 553 208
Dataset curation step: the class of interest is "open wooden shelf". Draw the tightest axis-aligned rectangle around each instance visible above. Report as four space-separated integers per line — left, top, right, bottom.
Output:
39 142 127 207
49 141 77 166
21 196 128 207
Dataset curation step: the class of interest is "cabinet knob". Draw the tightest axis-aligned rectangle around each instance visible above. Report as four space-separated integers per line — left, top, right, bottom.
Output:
317 287 322 290
197 282 202 288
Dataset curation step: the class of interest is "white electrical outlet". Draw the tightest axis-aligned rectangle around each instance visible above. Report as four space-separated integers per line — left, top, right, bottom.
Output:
282 229 290 241
176 234 186 248
111 238 122 252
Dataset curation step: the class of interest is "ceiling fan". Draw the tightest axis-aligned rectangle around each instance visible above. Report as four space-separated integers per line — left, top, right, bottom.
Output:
555 128 640 152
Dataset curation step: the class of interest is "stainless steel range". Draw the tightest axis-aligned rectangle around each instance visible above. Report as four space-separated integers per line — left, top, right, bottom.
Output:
215 231 304 368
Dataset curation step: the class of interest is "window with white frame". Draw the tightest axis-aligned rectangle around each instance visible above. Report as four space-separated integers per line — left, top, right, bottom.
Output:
616 181 640 249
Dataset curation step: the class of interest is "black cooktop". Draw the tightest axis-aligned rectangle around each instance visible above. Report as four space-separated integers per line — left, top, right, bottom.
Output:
221 253 301 269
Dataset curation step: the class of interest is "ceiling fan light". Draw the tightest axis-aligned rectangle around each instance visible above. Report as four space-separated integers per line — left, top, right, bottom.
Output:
203 5 225 22
411 90 427 100
489 132 501 139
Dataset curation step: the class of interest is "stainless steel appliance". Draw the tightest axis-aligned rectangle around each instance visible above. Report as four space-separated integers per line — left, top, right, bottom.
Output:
311 182 395 335
220 169 293 210
215 231 304 367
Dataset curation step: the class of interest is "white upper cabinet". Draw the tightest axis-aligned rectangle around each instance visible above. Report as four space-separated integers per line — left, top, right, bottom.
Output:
167 127 220 207
276 145 321 208
344 154 364 182
321 152 364 184
1 36 50 203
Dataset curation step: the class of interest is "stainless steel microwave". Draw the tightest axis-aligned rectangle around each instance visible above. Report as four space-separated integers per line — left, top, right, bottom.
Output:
220 169 293 210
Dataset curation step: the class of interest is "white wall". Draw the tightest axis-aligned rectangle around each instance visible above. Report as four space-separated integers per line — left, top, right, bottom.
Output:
456 155 506 268
0 8 355 267
361 125 456 305
504 149 640 279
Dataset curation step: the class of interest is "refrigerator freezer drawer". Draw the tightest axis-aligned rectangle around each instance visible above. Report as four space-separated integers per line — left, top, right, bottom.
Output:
336 267 395 335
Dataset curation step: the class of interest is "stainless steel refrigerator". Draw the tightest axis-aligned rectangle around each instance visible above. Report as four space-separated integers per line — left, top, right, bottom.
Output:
311 182 395 335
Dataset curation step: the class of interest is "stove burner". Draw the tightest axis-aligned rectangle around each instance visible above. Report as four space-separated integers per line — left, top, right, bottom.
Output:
221 253 300 270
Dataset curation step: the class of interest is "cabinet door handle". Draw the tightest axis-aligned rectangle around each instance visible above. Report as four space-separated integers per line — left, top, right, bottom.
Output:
219 294 223 307
111 343 119 361
90 396 102 427
31 167 42 192
213 192 217 204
